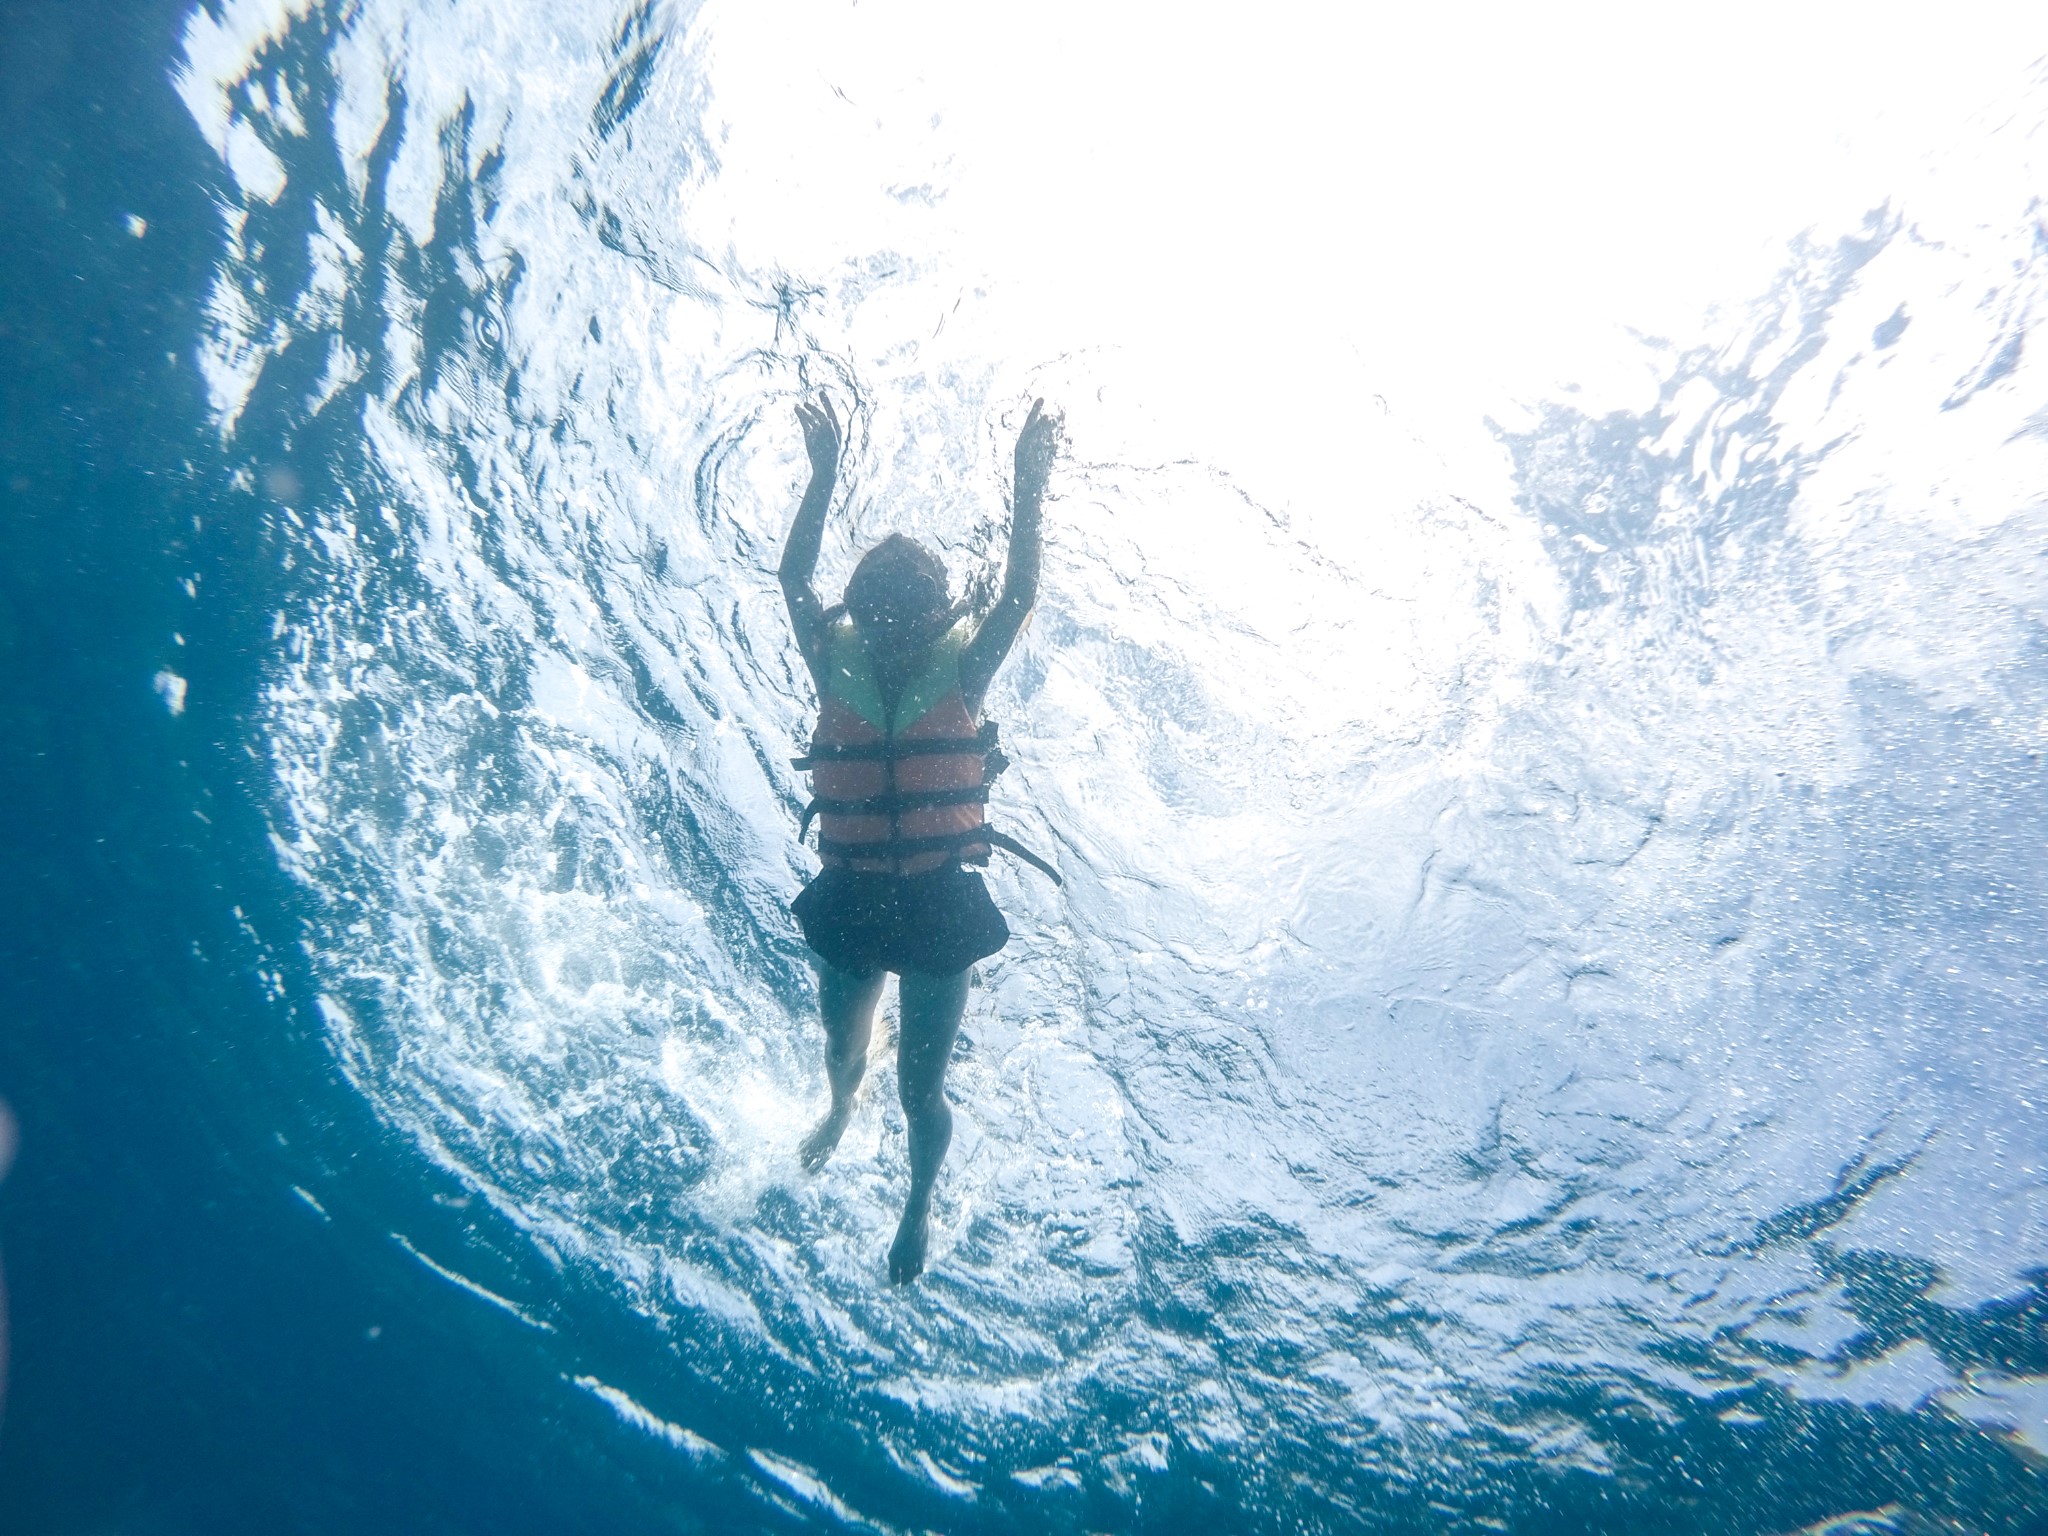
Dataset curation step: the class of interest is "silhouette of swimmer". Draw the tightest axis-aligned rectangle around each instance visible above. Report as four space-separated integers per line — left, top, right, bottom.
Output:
781 395 1060 1283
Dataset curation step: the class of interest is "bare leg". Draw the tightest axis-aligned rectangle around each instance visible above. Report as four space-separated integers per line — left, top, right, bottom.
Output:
887 967 969 1283
800 960 886 1172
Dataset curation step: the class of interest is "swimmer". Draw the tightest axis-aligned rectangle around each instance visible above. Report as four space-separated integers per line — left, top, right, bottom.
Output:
780 394 1060 1283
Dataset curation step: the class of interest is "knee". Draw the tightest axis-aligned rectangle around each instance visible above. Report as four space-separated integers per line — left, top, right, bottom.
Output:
901 1084 952 1128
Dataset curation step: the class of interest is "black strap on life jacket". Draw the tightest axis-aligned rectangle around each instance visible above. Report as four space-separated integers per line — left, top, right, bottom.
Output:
797 783 992 840
814 824 1064 887
981 827 1063 885
816 829 987 861
790 719 1001 772
790 738 972 769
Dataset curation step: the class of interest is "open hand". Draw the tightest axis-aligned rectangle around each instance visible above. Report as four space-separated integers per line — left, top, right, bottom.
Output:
1014 398 1061 499
796 395 841 476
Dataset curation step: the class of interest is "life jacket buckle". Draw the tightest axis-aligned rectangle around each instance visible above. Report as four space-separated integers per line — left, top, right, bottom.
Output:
978 719 1011 781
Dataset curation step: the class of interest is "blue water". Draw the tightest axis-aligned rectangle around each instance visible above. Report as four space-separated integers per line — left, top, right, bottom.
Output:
4 3 2047 1532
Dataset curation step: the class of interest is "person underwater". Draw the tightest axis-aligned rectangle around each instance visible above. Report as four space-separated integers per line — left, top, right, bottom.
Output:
779 393 1062 1283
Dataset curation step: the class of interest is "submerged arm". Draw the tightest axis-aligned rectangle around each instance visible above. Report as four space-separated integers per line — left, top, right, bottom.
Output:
960 399 1059 709
780 397 842 671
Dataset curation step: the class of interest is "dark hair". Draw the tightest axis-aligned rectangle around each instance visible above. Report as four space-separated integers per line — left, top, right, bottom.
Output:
844 533 951 626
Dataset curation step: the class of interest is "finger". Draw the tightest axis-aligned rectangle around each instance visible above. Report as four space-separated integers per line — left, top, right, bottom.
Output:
1024 398 1044 430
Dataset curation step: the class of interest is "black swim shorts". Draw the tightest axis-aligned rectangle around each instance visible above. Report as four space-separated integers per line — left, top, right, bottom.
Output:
791 864 1010 978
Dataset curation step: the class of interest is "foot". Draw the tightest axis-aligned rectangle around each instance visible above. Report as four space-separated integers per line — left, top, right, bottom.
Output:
887 1202 932 1285
799 1103 852 1173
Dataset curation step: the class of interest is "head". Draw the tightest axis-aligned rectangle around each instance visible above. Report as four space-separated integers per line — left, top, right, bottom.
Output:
844 534 952 649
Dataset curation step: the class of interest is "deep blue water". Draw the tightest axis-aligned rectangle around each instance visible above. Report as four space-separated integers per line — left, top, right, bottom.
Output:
3 4 2047 1533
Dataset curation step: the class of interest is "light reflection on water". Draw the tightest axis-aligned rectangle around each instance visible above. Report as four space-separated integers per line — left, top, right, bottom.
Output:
178 1 2048 1526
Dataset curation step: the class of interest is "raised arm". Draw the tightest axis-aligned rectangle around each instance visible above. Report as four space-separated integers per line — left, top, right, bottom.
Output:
959 399 1059 709
780 396 842 672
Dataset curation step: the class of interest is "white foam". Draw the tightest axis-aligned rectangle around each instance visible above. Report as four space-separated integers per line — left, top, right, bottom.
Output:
569 1374 720 1460
390 1231 554 1331
153 669 188 715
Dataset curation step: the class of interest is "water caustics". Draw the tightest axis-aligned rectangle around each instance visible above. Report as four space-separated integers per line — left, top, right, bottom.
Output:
177 0 2048 1527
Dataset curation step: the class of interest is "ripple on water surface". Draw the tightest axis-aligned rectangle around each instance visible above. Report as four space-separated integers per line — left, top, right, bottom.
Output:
178 2 2048 1526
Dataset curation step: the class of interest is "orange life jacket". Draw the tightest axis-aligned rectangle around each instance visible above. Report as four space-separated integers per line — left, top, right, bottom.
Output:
795 614 1060 883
